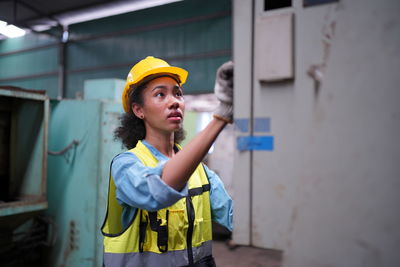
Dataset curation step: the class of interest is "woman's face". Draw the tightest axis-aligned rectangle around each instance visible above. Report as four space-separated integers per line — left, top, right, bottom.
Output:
134 76 185 134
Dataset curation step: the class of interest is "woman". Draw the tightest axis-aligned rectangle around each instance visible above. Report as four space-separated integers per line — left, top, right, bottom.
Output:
102 56 233 267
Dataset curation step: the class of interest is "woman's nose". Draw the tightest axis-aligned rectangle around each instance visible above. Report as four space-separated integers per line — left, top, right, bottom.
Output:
169 99 180 109
168 95 181 109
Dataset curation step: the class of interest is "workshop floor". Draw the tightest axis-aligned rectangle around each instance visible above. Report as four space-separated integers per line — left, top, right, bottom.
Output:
212 240 283 267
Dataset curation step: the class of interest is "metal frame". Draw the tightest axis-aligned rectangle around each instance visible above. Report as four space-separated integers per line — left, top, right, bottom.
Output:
0 87 49 217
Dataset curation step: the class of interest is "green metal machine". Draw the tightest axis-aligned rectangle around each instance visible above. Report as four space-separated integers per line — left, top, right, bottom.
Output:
45 79 124 266
0 82 124 266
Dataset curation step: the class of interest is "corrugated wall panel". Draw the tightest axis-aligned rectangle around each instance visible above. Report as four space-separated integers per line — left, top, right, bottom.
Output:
0 44 59 97
0 0 231 98
69 0 230 38
0 48 58 78
1 77 59 99
0 33 56 54
67 18 230 71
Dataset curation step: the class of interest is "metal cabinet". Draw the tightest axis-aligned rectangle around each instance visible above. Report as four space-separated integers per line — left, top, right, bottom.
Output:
45 80 124 267
0 87 49 265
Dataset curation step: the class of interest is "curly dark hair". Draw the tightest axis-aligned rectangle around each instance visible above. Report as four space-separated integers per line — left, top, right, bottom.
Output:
114 77 186 149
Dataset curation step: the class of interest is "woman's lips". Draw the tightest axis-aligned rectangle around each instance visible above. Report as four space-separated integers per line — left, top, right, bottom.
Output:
167 111 182 122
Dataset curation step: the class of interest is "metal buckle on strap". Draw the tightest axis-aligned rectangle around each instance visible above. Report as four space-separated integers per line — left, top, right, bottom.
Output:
138 210 148 253
148 210 169 253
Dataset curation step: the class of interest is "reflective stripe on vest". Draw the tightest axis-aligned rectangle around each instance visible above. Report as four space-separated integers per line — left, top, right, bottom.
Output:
104 240 212 267
101 141 212 267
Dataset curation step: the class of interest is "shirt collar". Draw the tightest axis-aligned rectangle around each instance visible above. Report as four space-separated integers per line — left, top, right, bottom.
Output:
141 139 180 160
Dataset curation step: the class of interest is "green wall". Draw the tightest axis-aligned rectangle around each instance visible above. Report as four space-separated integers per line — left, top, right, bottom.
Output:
0 0 232 98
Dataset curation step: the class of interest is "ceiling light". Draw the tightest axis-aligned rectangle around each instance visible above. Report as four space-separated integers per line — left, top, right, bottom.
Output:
0 20 7 28
0 24 26 38
31 24 53 32
56 0 183 26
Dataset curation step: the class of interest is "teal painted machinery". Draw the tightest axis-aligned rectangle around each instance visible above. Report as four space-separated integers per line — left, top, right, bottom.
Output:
0 81 124 266
45 79 124 266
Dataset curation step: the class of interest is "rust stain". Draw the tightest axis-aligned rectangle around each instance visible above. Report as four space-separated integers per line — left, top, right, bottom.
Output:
61 220 78 267
0 85 46 95
307 6 338 97
288 206 298 234
0 196 46 208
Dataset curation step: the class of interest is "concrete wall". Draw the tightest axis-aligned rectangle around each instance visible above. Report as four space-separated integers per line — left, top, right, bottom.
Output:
233 0 400 266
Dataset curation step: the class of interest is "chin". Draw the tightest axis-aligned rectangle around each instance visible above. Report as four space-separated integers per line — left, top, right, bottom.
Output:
171 124 182 131
173 125 182 131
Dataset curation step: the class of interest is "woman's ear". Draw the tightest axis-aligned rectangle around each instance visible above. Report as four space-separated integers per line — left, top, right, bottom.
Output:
131 103 144 119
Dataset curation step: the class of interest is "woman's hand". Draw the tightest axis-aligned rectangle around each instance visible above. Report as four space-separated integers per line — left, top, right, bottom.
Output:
214 61 234 123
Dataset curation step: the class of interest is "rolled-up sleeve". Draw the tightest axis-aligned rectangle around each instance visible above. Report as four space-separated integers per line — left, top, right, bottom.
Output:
111 152 188 212
204 164 234 232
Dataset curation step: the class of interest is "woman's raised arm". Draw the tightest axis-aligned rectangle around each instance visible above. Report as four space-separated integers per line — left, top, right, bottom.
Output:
161 61 234 190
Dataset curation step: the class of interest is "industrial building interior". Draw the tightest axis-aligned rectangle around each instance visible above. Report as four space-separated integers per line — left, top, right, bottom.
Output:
0 0 399 266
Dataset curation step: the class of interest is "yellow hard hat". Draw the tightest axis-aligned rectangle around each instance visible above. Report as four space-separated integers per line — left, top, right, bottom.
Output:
122 56 188 112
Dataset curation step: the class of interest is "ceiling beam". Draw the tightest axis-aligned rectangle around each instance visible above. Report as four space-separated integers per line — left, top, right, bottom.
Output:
17 0 62 26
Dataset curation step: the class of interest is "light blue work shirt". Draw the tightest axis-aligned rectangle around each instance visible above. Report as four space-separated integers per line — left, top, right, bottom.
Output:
111 140 233 231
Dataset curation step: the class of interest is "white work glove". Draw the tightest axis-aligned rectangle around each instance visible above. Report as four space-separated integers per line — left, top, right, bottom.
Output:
213 61 234 123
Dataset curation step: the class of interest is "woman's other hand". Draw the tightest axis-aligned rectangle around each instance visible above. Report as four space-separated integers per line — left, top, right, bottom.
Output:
214 61 234 123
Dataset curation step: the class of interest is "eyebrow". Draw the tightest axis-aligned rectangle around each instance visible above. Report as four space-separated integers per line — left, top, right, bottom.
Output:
151 85 181 91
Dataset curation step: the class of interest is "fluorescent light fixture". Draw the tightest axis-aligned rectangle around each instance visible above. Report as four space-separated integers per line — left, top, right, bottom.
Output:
0 24 26 38
0 0 181 38
31 24 53 32
57 0 183 26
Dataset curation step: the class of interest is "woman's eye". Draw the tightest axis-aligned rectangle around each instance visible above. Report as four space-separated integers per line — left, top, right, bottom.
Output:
155 92 164 97
175 89 183 97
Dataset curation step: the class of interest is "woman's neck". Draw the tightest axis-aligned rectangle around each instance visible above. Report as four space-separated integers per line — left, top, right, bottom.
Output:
144 131 175 158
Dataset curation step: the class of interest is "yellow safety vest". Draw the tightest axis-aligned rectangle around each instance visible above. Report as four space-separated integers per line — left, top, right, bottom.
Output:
101 141 213 267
